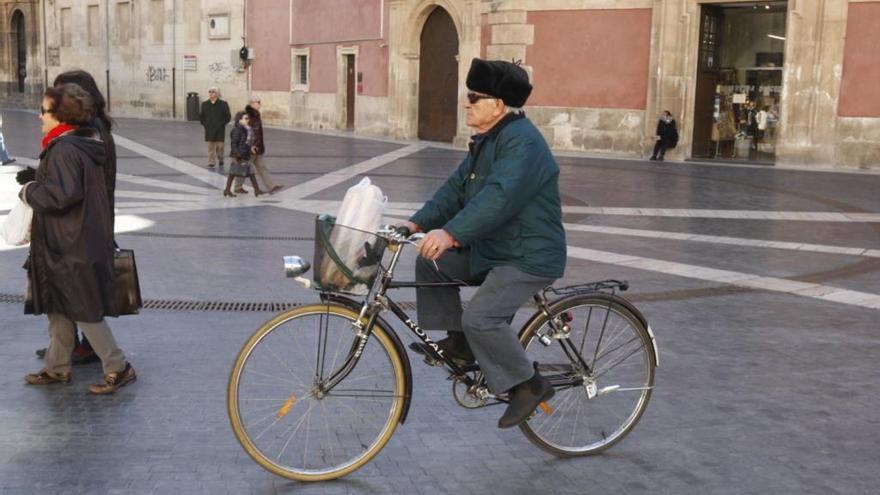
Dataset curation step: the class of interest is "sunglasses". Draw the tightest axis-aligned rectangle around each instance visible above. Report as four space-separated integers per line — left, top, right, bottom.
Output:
466 92 496 104
40 107 51 115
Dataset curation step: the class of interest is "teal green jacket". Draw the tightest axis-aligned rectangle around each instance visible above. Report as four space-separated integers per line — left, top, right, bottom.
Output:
410 114 566 279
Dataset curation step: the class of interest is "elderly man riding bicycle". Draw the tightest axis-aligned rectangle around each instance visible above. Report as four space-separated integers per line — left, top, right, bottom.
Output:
402 58 567 429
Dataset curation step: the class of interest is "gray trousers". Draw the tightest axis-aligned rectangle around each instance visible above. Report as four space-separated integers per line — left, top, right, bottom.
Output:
416 249 554 393
234 154 277 189
45 314 126 375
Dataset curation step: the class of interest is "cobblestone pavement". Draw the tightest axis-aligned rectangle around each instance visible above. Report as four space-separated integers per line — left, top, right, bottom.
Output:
1 109 878 495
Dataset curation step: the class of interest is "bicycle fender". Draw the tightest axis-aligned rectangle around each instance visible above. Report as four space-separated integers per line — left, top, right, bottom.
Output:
320 294 415 424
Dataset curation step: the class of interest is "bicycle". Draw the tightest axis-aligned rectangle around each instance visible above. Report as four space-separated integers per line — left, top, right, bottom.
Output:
228 216 659 481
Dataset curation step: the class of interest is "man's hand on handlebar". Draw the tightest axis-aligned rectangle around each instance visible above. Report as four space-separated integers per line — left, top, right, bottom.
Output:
417 229 457 261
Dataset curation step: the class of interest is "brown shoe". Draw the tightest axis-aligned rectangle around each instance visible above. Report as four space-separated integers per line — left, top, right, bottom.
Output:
88 363 137 395
234 187 249 194
269 185 284 194
25 369 71 385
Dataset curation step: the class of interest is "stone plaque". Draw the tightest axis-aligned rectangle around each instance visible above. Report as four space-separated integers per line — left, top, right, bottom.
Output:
47 46 60 67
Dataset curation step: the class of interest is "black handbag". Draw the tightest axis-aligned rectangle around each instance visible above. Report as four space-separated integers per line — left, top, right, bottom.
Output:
113 248 143 315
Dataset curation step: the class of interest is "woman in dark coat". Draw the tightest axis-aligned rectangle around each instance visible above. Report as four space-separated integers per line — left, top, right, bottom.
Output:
650 110 678 161
20 83 136 394
32 70 116 364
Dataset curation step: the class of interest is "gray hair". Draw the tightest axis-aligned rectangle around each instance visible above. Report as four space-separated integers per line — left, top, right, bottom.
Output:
208 86 220 96
505 106 525 115
248 95 261 103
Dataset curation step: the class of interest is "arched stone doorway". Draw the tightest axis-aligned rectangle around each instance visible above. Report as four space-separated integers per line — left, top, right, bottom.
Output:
417 7 459 142
11 10 26 93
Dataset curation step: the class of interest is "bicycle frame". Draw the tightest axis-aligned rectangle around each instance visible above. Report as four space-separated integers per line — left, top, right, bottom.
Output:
313 238 600 401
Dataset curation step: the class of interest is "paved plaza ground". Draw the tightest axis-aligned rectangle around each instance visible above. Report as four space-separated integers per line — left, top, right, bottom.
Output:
0 108 878 494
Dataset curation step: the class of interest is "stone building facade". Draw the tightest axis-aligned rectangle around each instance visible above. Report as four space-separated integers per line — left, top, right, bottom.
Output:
3 0 879 169
1 0 250 117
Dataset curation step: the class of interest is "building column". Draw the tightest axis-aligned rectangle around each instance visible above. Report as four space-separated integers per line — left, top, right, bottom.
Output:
775 0 848 168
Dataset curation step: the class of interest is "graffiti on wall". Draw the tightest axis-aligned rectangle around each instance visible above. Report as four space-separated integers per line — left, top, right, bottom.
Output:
146 66 170 83
208 62 236 83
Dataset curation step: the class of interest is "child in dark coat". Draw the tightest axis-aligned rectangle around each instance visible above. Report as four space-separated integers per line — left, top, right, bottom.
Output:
224 111 264 197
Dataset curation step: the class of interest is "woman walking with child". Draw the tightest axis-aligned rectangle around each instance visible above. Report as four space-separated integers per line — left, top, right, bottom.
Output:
223 111 264 197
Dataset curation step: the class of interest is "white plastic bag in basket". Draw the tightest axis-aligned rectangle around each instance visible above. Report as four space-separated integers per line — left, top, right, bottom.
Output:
1 199 33 246
321 177 387 290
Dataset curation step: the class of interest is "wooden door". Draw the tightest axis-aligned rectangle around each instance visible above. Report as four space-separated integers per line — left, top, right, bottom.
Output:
418 8 459 142
345 55 355 130
12 12 26 93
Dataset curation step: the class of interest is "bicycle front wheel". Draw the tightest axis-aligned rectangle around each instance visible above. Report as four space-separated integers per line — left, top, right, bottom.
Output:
228 302 407 481
519 294 655 456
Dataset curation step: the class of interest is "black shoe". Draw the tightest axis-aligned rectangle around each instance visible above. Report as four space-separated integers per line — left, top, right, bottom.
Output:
36 347 46 359
1 158 16 165
218 161 224 167
497 363 556 429
657 156 664 161
409 333 476 366
649 156 657 161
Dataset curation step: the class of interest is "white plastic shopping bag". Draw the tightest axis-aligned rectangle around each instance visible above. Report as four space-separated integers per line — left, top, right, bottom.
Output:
319 177 388 291
1 199 33 246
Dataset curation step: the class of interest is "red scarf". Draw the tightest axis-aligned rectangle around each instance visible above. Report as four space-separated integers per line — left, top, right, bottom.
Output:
41 123 78 150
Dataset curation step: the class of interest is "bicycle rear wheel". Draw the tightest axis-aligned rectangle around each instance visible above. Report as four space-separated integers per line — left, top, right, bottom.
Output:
518 293 655 456
227 303 406 481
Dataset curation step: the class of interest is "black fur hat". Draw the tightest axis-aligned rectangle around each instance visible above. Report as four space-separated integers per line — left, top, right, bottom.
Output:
465 58 532 108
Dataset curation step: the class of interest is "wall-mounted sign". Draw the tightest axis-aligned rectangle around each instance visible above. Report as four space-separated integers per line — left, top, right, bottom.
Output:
47 46 60 66
183 55 197 71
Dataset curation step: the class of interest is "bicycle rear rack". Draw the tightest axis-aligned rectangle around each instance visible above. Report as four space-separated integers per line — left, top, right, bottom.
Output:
544 279 629 298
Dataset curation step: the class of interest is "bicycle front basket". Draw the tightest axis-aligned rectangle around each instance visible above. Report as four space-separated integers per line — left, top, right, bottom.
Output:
312 214 387 295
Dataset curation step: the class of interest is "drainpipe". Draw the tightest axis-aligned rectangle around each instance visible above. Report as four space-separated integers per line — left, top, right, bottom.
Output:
42 0 49 92
104 0 110 111
172 0 177 118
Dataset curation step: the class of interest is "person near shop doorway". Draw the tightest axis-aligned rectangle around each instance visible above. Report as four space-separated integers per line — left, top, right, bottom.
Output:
232 97 283 195
0 113 16 165
755 106 769 151
650 111 678 161
199 87 231 168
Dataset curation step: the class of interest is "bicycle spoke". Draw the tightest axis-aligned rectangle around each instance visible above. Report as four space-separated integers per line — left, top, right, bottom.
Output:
229 305 405 479
521 296 654 455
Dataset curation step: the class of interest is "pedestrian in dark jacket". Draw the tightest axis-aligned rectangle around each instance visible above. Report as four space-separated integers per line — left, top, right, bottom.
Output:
650 110 678 161
19 83 136 395
29 70 118 365
199 86 231 168
404 58 566 429
233 96 282 194
223 111 264 197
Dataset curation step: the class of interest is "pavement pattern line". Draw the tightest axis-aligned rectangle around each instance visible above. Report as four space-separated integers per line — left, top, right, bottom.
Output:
272 143 427 201
116 173 215 195
559 206 880 222
565 224 880 258
113 133 227 190
566 246 880 310
343 201 880 223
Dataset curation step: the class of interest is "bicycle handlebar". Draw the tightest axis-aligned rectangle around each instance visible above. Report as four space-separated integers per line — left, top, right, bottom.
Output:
377 225 424 246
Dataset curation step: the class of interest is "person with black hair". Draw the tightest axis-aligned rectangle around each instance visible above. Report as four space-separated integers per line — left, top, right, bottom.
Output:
224 111 264 197
650 110 678 161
